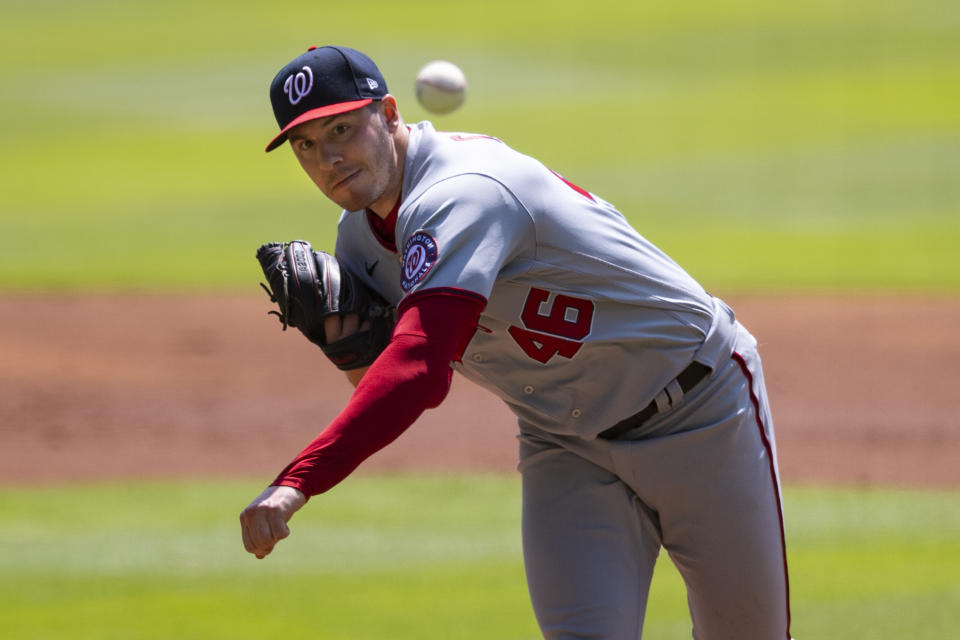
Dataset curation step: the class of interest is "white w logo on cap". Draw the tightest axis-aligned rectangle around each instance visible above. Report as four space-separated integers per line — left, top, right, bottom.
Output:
283 66 314 105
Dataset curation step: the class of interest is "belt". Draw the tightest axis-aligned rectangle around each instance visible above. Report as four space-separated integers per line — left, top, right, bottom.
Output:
597 361 712 440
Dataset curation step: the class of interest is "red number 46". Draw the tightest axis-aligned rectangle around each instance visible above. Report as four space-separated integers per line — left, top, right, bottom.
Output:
508 288 595 364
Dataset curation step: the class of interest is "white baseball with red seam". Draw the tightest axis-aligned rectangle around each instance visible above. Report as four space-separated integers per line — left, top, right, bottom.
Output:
415 60 466 114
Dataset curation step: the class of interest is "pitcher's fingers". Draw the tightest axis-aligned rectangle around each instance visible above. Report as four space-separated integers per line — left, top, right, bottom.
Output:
341 314 360 337
242 518 274 558
240 510 268 551
268 511 291 541
241 519 256 554
244 509 275 550
324 315 343 342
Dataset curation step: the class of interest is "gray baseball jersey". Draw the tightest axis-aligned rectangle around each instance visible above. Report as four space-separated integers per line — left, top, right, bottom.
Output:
335 121 790 638
337 122 737 437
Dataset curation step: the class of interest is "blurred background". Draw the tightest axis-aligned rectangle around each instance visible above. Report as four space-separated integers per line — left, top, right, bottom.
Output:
1 1 958 639
2 0 957 291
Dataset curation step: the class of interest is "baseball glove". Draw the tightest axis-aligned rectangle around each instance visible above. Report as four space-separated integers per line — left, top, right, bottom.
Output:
256 240 395 370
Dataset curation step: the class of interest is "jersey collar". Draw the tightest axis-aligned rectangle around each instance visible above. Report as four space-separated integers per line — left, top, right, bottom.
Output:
365 198 400 252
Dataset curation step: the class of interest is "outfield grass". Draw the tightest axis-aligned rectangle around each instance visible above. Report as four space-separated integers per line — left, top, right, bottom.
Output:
0 477 957 639
1 3 956 637
1 0 957 291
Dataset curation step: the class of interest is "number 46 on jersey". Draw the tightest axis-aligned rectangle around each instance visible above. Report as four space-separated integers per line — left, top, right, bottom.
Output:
508 288 594 364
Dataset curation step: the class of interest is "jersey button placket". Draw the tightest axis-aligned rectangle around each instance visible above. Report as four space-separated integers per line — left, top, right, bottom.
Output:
523 385 535 395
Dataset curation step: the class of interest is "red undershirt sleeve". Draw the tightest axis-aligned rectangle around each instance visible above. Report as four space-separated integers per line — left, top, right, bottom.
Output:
270 289 486 497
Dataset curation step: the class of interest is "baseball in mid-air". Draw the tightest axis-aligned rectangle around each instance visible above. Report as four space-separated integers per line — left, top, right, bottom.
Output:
415 60 467 114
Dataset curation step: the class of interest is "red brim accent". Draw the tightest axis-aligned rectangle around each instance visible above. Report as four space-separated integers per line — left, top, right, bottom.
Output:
264 99 373 152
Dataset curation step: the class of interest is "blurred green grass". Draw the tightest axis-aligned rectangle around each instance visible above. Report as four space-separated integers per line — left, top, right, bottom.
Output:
1 477 958 639
3 5 957 638
1 0 957 292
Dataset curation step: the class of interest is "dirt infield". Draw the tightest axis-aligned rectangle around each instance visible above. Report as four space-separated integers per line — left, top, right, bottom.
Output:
1 293 957 487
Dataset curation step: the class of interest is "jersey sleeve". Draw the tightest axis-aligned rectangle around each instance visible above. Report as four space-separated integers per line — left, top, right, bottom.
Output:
396 173 534 299
270 292 484 496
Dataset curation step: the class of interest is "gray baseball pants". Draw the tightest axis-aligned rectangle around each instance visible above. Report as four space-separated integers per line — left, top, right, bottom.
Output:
518 325 791 639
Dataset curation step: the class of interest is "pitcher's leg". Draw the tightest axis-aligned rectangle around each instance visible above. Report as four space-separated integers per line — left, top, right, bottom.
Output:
519 434 661 639
659 351 791 640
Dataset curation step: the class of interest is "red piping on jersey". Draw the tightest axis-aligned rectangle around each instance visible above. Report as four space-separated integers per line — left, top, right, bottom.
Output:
450 133 502 143
732 351 792 640
549 169 595 202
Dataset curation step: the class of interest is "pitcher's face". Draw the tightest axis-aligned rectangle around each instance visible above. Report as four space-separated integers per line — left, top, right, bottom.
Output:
288 99 403 214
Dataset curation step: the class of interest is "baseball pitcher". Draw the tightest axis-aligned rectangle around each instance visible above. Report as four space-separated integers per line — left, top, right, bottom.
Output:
239 45 792 640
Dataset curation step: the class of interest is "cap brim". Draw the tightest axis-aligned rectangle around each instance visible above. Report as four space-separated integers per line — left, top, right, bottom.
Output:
264 99 373 152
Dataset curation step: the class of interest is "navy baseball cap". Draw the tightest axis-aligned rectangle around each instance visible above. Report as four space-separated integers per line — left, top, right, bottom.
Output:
265 45 388 152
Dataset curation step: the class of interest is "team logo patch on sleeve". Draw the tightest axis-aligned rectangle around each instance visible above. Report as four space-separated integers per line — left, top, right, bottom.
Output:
401 231 439 291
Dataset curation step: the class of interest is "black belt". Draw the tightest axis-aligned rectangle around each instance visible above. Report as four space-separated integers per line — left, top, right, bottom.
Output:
598 361 712 440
